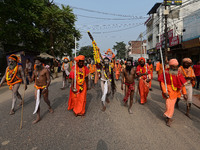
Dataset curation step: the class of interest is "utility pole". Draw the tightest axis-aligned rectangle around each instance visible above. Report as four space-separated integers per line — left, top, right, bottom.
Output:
164 0 169 63
140 33 143 57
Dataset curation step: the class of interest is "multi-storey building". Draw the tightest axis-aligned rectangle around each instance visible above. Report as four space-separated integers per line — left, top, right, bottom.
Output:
145 0 200 63
128 40 147 61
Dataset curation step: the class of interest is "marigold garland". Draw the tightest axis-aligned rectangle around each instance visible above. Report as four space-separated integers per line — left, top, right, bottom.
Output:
170 74 177 91
6 65 18 82
92 41 100 64
76 66 85 92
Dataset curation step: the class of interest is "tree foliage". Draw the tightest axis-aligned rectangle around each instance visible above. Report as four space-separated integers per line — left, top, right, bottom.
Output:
78 45 93 59
0 0 81 56
113 41 126 59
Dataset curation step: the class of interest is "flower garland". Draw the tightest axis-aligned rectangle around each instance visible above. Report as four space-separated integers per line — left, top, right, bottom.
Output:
103 66 111 81
180 66 195 87
170 74 177 91
92 41 100 64
76 66 85 92
6 65 22 90
6 65 18 82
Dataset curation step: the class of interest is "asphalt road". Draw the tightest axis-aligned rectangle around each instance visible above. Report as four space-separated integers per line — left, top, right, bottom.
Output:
0 74 200 150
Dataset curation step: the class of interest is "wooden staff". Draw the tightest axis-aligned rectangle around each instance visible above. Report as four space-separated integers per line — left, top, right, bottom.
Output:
74 37 77 90
20 83 26 129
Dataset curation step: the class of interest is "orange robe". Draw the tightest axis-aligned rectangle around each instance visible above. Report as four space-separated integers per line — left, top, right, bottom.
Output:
156 62 163 79
148 64 153 88
136 65 151 104
68 66 89 115
115 64 121 80
178 66 196 87
158 71 186 118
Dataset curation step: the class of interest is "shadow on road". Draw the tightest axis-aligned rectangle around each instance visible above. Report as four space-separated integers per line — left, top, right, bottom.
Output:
96 139 108 150
85 93 92 114
146 99 165 121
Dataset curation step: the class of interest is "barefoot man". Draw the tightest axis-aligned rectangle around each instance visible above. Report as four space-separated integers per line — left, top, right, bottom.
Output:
27 57 53 124
0 54 27 115
100 57 116 111
136 57 151 104
121 58 136 114
178 58 195 118
158 59 187 127
68 55 90 116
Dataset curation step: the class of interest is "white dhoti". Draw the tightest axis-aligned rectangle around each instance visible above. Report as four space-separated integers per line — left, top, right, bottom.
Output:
33 89 40 114
101 78 111 105
185 83 193 104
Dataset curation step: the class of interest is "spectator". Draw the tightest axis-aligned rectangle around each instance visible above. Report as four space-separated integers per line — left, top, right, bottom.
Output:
25 58 33 85
193 61 200 89
53 58 59 78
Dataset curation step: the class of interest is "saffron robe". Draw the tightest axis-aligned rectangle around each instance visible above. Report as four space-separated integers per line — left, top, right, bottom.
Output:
68 66 89 115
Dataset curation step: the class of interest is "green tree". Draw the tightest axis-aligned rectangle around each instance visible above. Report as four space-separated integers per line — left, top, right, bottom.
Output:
0 0 81 56
78 45 93 59
113 41 126 59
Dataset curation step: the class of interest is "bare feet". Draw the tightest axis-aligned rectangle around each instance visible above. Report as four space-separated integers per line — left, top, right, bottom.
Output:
128 109 133 114
9 109 15 115
166 118 172 127
18 101 23 107
106 98 110 103
101 106 106 112
48 108 54 113
32 117 40 124
124 102 128 107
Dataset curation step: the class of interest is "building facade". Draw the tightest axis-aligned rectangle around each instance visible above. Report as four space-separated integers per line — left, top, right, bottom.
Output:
128 40 148 61
145 0 200 63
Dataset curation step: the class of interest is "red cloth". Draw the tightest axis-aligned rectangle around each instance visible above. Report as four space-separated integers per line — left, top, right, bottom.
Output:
74 55 85 62
69 66 89 79
138 57 145 63
136 65 150 80
158 71 186 90
123 82 135 103
193 65 200 76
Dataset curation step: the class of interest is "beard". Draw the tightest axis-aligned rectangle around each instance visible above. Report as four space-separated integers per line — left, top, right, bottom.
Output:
169 68 178 75
140 64 145 67
126 65 132 72
9 62 17 70
104 64 109 68
36 65 43 70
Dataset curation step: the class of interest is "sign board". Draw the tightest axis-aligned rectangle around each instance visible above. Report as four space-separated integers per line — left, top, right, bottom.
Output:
169 36 180 47
165 0 182 6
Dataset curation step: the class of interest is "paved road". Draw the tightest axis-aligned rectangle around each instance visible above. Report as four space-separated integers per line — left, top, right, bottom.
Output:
0 73 200 150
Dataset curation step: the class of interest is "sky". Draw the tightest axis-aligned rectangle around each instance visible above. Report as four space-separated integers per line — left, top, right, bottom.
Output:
54 0 163 53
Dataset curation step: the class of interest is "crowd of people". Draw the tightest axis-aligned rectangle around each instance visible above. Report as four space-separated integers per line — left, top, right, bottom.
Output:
0 53 200 127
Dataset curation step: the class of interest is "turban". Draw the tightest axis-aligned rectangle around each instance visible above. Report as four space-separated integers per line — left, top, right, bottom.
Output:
63 57 69 61
183 58 192 63
138 57 145 63
8 54 19 63
74 55 85 62
169 59 179 66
